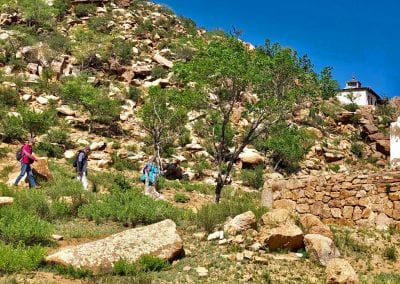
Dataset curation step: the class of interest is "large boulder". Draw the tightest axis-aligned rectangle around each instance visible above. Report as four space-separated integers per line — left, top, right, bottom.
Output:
45 219 184 273
299 214 333 239
33 158 53 181
224 211 256 236
239 149 264 165
259 223 304 251
376 139 390 156
326 258 359 284
261 208 294 228
304 234 340 266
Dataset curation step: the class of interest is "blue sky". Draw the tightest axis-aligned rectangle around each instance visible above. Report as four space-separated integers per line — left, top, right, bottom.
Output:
153 0 399 98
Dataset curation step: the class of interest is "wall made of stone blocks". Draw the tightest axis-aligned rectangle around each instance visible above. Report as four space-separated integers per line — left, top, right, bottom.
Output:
267 172 400 227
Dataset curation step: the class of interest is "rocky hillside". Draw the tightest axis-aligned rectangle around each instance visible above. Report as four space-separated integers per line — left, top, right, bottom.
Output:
0 0 400 283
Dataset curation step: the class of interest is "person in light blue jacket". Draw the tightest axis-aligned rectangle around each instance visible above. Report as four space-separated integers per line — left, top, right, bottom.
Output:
140 159 163 198
140 161 159 186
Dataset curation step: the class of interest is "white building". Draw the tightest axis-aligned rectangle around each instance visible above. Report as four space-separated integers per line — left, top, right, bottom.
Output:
337 77 381 106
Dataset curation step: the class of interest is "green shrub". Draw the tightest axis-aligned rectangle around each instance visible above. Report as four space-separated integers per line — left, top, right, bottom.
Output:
112 175 132 192
1 114 25 141
47 129 71 146
19 0 57 30
45 32 70 53
128 86 141 102
174 193 190 203
88 15 113 33
113 259 139 276
0 205 53 246
192 155 211 178
195 192 266 232
265 124 314 172
0 242 45 273
240 166 264 189
111 39 134 65
178 128 191 147
384 245 397 261
83 93 120 124
350 142 364 158
74 3 96 17
344 103 358 112
60 76 97 104
111 153 140 171
151 65 168 79
373 273 400 283
54 265 93 278
18 105 57 138
78 189 184 226
0 147 10 158
138 255 170 272
328 164 340 172
36 141 63 158
332 227 369 256
0 87 19 107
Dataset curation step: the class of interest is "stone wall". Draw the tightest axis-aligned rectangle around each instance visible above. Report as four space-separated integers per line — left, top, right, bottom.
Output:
265 171 400 228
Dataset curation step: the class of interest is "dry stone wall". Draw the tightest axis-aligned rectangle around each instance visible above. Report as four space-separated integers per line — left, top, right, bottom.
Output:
266 171 400 227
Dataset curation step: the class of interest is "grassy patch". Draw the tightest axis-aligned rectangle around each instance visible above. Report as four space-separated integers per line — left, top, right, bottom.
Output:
383 245 397 261
174 193 190 203
195 192 267 232
78 189 186 226
113 256 170 276
0 242 45 273
371 273 400 284
332 227 369 257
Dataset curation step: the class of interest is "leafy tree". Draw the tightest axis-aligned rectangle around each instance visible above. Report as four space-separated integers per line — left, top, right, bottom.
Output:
138 86 187 169
319 66 339 99
261 124 315 172
18 105 57 138
175 35 319 202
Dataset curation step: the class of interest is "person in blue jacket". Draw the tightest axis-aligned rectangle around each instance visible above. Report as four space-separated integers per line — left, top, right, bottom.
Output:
140 158 161 198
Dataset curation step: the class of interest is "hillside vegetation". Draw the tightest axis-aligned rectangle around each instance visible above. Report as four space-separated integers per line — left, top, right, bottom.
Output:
0 0 399 283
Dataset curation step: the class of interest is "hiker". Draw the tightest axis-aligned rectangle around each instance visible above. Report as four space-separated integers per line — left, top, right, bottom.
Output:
140 158 162 198
14 138 38 188
76 147 90 190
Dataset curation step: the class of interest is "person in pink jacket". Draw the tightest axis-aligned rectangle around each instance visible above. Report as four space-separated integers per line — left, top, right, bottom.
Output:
14 138 38 188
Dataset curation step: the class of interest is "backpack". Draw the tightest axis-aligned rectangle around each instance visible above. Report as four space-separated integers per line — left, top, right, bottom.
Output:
16 147 23 161
72 150 83 168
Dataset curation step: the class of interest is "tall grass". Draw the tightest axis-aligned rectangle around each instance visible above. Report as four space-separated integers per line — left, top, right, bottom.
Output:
0 242 45 273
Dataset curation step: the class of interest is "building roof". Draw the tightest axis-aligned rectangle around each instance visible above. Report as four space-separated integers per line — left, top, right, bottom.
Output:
339 87 382 102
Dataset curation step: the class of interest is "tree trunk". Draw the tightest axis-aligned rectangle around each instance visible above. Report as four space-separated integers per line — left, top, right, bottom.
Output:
214 174 224 203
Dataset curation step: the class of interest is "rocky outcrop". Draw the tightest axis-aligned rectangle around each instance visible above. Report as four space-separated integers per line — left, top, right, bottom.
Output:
326 258 359 284
304 234 340 266
45 219 184 273
224 211 256 236
261 208 294 228
33 158 53 181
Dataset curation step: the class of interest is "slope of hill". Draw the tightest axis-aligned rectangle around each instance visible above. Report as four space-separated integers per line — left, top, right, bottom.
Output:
0 0 399 283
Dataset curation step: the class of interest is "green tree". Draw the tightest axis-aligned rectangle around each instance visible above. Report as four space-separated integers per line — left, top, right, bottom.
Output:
138 86 188 168
18 105 57 138
319 66 339 99
175 35 319 202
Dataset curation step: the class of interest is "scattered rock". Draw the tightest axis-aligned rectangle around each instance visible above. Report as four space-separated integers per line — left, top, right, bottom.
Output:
153 53 173 68
51 234 64 241
259 223 304 251
326 258 359 284
224 211 256 236
56 105 76 116
304 234 340 266
261 208 294 228
299 214 333 239
239 149 264 165
196 266 208 277
0 197 14 206
207 231 224 241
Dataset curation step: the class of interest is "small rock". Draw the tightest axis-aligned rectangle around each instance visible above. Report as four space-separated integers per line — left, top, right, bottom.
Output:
249 242 262 252
0 197 14 206
183 266 191 272
254 256 268 264
236 252 244 261
22 94 32 101
218 239 227 245
51 234 64 241
243 250 254 259
36 96 49 105
196 266 208 277
224 211 256 236
207 231 224 241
